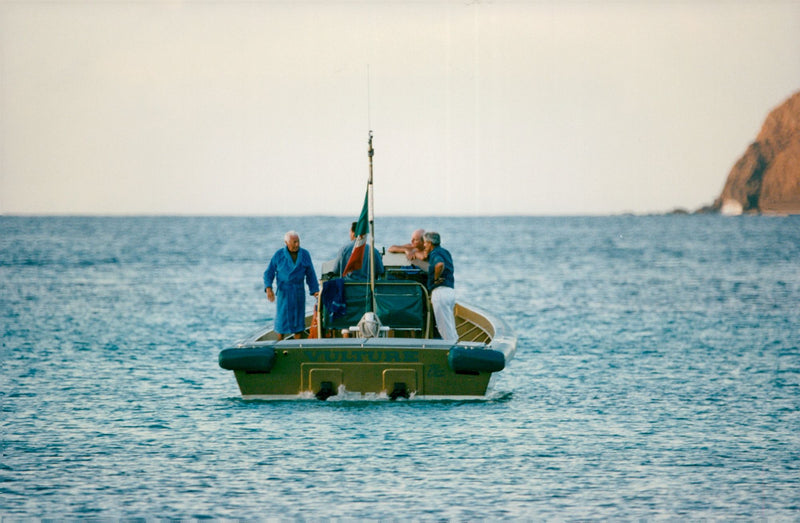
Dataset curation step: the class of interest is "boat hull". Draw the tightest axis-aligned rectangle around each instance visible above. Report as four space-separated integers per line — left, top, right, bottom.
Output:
220 302 516 400
226 340 492 399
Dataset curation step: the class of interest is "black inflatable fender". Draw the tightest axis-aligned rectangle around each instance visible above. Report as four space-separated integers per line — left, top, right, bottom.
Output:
448 346 505 374
219 346 276 372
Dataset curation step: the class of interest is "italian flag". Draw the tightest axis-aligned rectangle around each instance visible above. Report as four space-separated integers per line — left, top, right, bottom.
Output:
343 189 369 277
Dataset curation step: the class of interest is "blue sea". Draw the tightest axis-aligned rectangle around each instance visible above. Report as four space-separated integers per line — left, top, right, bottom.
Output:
1 215 798 519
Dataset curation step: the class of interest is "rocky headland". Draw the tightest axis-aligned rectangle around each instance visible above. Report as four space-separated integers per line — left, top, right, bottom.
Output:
707 90 800 215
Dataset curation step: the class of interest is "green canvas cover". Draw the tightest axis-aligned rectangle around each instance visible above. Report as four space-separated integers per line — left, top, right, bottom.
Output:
374 283 425 330
322 281 426 332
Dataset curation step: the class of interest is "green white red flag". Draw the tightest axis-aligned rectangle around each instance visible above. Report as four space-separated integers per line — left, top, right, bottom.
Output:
343 189 369 276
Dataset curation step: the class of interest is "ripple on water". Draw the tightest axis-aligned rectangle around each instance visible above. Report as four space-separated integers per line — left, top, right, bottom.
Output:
1 215 799 518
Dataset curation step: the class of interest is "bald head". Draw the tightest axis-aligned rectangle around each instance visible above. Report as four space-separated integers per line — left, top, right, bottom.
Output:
410 229 425 250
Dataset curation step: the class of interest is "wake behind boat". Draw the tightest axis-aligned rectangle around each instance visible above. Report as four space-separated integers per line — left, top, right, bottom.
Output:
219 133 517 400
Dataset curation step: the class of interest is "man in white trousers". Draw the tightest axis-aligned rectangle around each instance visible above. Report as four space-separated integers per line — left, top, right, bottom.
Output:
423 231 457 342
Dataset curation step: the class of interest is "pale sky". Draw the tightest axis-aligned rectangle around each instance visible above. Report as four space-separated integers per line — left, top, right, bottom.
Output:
1 1 799 216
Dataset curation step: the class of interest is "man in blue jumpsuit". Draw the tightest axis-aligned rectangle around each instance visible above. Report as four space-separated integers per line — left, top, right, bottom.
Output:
264 231 320 339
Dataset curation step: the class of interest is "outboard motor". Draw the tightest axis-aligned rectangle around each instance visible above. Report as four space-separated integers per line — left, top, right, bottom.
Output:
357 312 382 338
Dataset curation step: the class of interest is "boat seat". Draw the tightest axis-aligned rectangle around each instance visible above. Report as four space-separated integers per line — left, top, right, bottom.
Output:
374 282 427 331
320 281 428 333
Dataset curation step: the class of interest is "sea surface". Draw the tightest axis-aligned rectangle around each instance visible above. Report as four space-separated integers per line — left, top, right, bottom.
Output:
1 215 798 519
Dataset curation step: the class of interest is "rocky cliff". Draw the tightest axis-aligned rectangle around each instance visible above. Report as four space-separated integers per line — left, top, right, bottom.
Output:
712 90 800 214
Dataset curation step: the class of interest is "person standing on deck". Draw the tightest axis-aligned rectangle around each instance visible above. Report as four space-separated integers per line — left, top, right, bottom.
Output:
423 231 457 342
264 231 320 340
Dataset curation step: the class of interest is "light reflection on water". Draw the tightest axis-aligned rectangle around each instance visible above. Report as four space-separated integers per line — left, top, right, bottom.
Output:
1 215 799 518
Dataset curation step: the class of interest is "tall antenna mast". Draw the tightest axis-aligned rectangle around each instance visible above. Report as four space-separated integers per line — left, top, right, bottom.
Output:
366 65 372 131
365 65 377 312
367 131 376 313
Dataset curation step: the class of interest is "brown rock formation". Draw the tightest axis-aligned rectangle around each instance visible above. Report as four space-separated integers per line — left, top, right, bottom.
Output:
713 90 800 214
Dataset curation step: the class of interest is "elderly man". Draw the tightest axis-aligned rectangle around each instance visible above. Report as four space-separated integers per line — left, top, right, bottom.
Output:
423 231 457 342
388 228 428 261
263 230 319 340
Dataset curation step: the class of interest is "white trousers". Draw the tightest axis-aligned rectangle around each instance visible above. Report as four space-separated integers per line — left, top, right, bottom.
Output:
431 286 457 342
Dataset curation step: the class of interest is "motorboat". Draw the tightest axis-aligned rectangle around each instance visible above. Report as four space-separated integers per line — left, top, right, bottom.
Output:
219 253 517 400
218 133 516 400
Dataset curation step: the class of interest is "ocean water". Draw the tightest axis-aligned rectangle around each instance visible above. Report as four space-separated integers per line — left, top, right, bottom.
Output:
1 215 798 519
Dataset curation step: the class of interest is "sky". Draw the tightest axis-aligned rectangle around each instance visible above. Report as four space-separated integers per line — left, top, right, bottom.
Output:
1 1 799 216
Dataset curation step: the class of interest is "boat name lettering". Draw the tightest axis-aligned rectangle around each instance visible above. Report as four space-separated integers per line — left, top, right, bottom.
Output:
303 350 419 363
